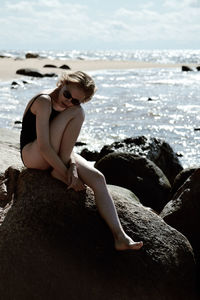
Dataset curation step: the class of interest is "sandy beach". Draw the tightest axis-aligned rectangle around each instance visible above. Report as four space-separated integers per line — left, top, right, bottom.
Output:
0 57 196 81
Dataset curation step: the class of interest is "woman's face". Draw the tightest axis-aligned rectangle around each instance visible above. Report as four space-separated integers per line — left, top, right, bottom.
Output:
58 83 86 109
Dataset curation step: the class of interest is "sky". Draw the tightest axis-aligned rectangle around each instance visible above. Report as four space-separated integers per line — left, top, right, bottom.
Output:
0 0 200 51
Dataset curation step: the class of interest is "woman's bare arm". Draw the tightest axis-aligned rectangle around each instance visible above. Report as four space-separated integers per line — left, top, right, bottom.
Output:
34 96 69 182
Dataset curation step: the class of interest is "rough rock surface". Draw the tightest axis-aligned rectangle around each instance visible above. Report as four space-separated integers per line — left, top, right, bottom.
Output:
96 136 183 185
0 167 197 300
95 152 171 213
169 167 197 198
160 168 200 290
25 52 40 59
16 68 57 78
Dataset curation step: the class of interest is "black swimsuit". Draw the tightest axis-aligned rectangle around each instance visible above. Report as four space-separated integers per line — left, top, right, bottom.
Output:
20 94 60 155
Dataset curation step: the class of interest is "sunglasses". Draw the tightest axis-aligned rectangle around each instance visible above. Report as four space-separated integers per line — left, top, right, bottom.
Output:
63 90 80 106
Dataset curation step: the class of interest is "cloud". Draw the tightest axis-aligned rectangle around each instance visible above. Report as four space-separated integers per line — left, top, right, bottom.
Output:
0 0 200 49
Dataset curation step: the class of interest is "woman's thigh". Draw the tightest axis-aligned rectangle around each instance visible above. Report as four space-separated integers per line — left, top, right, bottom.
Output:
49 106 84 152
22 141 50 169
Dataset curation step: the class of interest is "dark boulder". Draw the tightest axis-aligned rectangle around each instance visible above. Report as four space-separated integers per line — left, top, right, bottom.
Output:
16 69 57 78
160 168 200 290
0 167 197 300
59 64 71 69
95 152 171 213
196 66 200 71
170 167 197 198
43 64 57 68
16 68 44 77
80 148 99 161
182 65 193 72
25 52 39 59
43 72 57 77
96 136 183 185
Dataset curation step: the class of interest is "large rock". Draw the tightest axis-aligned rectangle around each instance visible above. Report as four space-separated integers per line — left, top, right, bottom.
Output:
0 167 197 300
160 168 200 288
182 65 193 72
25 52 40 59
96 136 183 185
16 68 44 77
95 152 171 213
16 68 57 78
170 167 197 198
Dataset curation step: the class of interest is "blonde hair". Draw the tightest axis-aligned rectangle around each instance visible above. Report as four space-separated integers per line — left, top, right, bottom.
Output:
57 71 97 103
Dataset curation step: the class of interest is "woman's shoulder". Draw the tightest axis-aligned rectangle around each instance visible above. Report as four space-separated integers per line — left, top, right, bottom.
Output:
31 92 52 114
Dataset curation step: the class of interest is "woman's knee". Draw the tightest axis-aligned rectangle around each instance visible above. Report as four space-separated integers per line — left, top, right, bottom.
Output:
62 105 85 121
88 168 106 188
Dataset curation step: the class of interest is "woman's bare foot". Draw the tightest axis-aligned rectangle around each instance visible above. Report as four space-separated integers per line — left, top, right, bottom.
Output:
114 233 143 251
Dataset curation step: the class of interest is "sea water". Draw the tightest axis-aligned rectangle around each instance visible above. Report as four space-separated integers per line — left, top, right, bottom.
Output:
0 49 200 168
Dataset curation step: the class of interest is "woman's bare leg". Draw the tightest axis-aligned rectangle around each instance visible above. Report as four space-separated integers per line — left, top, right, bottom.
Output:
22 106 84 173
50 106 85 181
74 153 143 251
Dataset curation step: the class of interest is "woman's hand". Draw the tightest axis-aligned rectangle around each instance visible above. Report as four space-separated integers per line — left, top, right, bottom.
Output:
67 163 86 191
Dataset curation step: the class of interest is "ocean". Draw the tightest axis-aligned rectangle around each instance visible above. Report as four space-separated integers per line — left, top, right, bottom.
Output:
0 49 200 168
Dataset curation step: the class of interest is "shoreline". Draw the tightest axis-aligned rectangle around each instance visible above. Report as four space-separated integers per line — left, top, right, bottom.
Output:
0 57 197 81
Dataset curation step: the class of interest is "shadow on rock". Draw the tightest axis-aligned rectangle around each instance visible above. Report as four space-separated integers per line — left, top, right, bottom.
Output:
95 152 171 213
96 136 183 185
0 167 197 300
160 168 200 293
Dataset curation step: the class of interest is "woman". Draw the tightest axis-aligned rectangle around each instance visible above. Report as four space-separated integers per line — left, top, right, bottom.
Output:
20 71 143 251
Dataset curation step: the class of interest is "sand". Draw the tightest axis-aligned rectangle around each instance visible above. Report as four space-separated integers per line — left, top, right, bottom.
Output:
0 57 196 81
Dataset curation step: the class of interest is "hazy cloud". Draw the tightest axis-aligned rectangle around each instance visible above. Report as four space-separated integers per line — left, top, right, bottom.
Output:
1 0 200 49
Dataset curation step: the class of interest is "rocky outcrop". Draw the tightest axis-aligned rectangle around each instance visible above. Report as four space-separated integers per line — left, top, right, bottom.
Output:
0 129 199 298
160 168 200 287
170 167 197 198
25 52 40 59
43 64 57 68
95 136 183 185
0 167 197 300
95 152 171 213
182 66 193 72
59 64 71 69
16 68 57 78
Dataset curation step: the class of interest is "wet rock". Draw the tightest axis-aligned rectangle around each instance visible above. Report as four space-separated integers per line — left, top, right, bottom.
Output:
182 66 193 72
16 68 44 77
11 81 20 89
11 80 29 89
59 64 71 69
43 64 57 68
16 69 57 78
160 168 200 292
80 148 99 161
196 66 200 71
43 72 57 77
97 136 183 185
95 152 171 213
75 141 87 147
25 52 40 59
0 167 197 300
170 167 197 198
